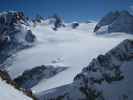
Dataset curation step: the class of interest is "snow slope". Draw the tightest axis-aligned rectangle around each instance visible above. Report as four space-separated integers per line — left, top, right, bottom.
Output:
0 78 32 100
6 22 133 94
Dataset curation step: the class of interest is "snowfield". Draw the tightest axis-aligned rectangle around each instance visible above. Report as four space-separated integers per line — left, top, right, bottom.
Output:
0 78 32 100
6 22 133 93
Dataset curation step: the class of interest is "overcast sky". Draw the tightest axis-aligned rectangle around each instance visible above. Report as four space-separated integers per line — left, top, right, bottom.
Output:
0 0 133 22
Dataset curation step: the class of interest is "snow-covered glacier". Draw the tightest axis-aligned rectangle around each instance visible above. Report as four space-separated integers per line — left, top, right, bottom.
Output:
4 20 132 95
0 10 132 100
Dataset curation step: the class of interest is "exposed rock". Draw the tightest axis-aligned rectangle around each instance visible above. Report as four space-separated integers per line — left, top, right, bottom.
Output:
34 14 44 23
25 30 36 43
94 11 120 32
0 11 36 65
94 10 133 34
14 65 68 89
71 22 79 29
40 14 65 31
0 69 37 100
53 15 62 30
108 11 133 33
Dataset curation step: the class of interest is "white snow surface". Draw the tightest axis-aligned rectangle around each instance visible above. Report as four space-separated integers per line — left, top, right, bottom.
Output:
0 78 32 100
6 22 133 93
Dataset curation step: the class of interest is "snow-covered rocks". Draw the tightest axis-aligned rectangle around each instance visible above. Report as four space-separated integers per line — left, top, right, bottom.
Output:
71 22 79 29
25 30 36 43
48 14 65 31
14 65 68 89
0 11 36 64
74 39 133 99
94 11 120 32
33 14 65 31
33 15 44 23
0 11 35 44
94 11 133 34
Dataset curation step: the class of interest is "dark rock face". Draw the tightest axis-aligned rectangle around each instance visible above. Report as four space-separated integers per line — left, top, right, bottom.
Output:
74 39 133 99
52 14 64 31
14 65 67 89
33 14 65 30
94 11 120 32
25 30 36 43
34 14 44 23
0 69 12 83
0 11 26 26
0 11 35 65
71 22 79 29
108 11 133 33
94 10 133 34
47 14 64 31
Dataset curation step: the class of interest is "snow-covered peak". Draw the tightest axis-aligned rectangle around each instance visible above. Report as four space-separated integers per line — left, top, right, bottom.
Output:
0 11 28 25
94 10 133 34
0 11 36 65
32 15 96 32
0 11 35 43
94 11 120 32
32 14 65 31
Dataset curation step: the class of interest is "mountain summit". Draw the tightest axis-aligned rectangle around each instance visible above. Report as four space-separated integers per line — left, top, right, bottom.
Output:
94 11 133 34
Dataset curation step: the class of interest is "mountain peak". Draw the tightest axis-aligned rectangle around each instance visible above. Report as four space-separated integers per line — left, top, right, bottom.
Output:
94 10 133 34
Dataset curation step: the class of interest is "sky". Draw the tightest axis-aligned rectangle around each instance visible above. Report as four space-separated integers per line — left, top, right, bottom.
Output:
0 0 133 22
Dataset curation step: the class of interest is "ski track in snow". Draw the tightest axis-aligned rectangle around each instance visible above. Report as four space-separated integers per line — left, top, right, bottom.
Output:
6 23 132 93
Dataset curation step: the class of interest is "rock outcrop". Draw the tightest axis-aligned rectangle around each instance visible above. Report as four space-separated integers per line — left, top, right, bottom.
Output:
14 65 67 89
71 22 79 29
94 11 133 34
0 11 36 64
